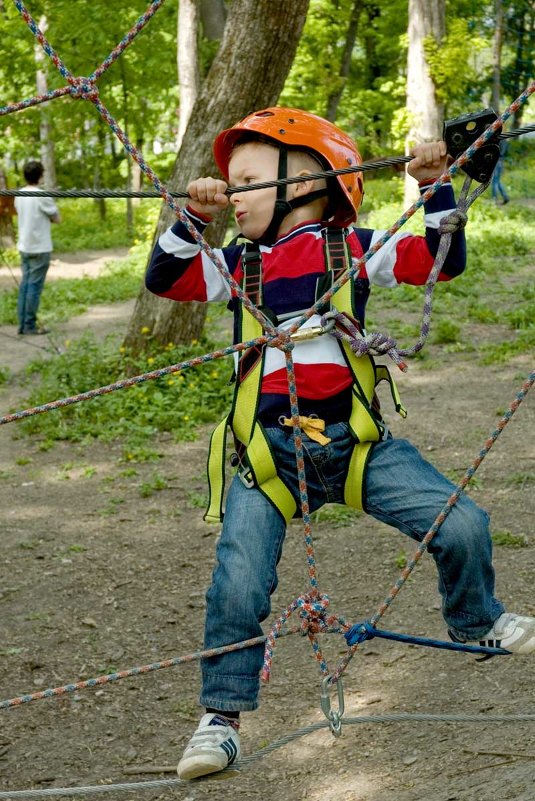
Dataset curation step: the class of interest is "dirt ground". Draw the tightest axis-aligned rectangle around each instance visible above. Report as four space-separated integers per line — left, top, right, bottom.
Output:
0 248 534 801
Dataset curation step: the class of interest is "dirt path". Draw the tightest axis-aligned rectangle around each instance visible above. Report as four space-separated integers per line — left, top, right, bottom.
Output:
0 250 534 801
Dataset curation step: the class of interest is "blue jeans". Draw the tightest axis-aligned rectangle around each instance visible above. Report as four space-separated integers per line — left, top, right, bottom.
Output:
17 251 51 333
200 423 503 711
491 159 509 203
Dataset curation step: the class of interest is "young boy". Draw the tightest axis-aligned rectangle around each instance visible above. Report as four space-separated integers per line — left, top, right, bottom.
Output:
146 107 535 780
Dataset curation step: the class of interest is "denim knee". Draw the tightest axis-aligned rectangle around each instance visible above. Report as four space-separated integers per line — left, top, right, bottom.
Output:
428 496 491 560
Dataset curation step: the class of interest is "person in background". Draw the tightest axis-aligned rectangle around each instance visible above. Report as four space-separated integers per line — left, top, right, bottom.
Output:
491 139 510 205
14 160 60 335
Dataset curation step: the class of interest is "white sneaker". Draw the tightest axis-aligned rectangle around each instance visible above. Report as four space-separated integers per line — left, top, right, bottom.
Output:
474 612 535 654
177 713 241 780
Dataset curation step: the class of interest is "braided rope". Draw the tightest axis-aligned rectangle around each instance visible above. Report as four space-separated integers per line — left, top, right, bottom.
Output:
2 711 535 798
0 633 272 711
0 334 276 426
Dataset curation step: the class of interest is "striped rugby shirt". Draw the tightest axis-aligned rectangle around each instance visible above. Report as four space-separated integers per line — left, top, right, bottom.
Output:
146 182 466 424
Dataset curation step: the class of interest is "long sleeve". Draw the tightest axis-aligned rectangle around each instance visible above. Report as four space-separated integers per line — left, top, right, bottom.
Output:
355 183 466 288
145 207 244 302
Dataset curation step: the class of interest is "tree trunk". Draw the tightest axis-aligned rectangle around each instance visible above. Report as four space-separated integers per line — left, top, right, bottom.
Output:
36 16 57 190
509 3 534 128
491 0 503 113
0 166 16 250
177 0 201 148
325 0 362 122
94 121 107 221
120 58 134 239
123 0 310 354
200 0 226 40
404 0 445 205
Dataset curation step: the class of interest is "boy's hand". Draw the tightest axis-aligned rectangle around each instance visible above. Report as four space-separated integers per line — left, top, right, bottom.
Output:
187 177 229 217
407 141 450 183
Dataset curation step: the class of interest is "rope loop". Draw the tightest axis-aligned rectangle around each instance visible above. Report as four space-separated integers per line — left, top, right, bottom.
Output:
68 76 99 101
262 590 333 682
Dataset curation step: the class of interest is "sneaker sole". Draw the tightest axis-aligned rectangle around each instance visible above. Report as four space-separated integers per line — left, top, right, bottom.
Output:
177 754 229 781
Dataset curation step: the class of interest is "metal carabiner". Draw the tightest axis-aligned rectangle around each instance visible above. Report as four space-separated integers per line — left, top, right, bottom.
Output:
320 675 345 737
290 316 336 343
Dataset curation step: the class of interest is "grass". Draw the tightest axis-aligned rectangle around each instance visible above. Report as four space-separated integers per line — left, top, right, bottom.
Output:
14 330 233 454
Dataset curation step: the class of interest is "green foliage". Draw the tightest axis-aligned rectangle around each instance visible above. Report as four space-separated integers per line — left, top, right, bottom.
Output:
492 530 528 549
310 504 361 527
16 332 233 450
52 198 160 252
280 0 409 156
432 319 462 345
424 20 487 113
139 472 169 497
1 1 179 187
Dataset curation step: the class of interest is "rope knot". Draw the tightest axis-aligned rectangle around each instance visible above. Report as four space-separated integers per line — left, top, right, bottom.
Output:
68 77 99 101
344 619 376 647
261 590 331 682
268 330 293 352
438 208 468 235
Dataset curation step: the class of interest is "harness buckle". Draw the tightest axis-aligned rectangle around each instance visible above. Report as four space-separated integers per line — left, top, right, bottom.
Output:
238 464 255 489
380 422 390 441
320 675 345 737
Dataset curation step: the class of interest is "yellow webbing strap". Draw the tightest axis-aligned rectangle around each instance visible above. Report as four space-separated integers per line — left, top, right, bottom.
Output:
204 415 230 523
204 307 297 524
246 423 297 522
332 279 382 443
205 242 407 523
376 365 407 418
344 441 373 511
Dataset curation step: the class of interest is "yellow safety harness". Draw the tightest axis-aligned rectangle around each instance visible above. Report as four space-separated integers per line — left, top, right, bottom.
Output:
205 229 406 524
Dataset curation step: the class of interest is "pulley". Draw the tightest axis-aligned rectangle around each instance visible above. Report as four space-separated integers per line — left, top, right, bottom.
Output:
443 108 501 183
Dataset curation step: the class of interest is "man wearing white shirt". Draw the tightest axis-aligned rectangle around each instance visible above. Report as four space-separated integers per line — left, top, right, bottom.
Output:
15 160 60 335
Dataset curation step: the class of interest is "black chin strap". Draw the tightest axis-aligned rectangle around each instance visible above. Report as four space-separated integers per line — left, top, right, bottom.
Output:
256 148 328 245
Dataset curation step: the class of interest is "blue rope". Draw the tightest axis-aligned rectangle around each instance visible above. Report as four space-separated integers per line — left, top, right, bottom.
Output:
345 620 510 657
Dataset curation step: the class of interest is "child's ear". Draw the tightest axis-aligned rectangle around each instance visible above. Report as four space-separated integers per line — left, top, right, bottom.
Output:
291 171 315 198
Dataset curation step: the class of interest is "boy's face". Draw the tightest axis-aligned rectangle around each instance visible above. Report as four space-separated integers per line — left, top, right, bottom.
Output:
228 142 280 241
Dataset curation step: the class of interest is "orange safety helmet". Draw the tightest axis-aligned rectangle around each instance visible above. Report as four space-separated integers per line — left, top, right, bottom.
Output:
213 107 363 227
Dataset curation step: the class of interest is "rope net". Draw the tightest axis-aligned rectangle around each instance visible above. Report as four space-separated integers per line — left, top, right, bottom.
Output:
1 3 534 788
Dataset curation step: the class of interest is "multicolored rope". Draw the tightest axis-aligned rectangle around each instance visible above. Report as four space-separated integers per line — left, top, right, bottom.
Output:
262 590 349 682
0 334 277 426
0 631 287 711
